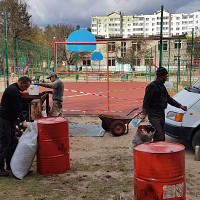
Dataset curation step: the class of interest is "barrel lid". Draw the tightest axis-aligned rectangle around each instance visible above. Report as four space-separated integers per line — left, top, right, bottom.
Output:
134 141 185 153
36 117 67 124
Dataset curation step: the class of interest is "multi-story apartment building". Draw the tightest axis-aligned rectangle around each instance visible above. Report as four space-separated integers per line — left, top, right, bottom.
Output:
91 10 200 38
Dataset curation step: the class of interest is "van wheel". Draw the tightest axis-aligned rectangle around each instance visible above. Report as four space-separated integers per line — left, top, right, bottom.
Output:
192 129 200 150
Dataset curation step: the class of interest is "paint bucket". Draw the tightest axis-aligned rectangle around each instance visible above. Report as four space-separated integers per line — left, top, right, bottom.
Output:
36 117 70 175
29 85 39 95
134 141 185 200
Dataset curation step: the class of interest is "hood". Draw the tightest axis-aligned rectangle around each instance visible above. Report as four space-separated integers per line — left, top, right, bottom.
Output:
168 88 200 111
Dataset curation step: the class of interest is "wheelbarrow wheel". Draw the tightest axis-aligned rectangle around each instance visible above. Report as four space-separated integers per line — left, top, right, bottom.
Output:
110 120 126 136
102 121 110 131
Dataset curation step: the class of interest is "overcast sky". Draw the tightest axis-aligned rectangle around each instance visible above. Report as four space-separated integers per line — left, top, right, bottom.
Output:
27 0 200 28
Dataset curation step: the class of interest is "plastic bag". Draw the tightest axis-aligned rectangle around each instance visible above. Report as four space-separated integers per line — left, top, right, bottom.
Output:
11 122 38 179
129 119 155 152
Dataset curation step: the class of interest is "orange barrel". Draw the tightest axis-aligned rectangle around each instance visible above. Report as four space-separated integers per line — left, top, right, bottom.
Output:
134 141 185 200
36 117 70 175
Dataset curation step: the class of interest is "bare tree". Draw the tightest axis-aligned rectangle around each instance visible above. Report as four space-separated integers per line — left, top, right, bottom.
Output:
115 38 147 70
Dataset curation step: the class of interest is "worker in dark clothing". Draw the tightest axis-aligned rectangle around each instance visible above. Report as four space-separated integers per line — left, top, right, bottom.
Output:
141 67 187 141
0 76 31 176
35 72 64 116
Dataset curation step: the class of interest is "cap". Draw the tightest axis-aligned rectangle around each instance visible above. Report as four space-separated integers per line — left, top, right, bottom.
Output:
47 72 57 79
156 67 168 77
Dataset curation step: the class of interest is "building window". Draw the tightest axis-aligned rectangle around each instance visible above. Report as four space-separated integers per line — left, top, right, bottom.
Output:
83 58 91 66
174 40 182 49
174 56 181 64
108 57 115 66
121 42 126 57
132 58 140 66
158 41 168 51
132 43 141 52
145 58 152 66
108 42 115 52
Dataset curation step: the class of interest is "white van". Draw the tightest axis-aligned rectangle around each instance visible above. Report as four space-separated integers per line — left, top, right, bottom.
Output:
165 79 200 149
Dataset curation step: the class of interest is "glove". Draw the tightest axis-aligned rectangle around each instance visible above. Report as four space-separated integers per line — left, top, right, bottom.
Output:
22 120 27 129
34 83 42 86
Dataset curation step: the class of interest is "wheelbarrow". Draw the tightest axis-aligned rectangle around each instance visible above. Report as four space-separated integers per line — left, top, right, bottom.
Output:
99 107 142 136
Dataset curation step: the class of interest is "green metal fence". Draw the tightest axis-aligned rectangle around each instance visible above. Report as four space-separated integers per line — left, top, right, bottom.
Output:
145 34 200 93
0 35 54 89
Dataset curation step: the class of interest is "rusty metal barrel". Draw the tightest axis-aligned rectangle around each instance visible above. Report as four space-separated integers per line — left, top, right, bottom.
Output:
36 117 70 175
134 141 185 200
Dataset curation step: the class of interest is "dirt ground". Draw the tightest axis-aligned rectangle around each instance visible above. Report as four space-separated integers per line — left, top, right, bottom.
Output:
29 115 200 200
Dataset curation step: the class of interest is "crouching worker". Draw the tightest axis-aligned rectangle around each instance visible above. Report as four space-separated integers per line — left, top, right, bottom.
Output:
0 76 31 176
35 72 64 117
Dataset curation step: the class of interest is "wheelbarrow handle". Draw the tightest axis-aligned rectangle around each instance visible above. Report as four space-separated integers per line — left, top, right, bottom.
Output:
126 107 139 116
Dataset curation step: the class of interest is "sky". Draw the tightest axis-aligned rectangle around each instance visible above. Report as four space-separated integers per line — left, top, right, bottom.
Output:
26 0 200 28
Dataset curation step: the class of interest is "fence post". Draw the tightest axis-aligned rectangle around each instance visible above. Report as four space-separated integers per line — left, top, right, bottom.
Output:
1 36 6 89
22 52 24 76
190 28 194 86
154 46 157 79
4 8 9 87
16 38 19 79
176 36 181 92
159 5 163 68
150 47 152 81
168 39 170 81
48 49 50 73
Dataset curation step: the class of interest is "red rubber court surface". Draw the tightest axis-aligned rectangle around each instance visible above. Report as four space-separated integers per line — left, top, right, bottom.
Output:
39 82 148 115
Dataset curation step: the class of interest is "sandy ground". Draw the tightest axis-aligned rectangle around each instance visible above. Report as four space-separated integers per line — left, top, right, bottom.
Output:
38 115 200 200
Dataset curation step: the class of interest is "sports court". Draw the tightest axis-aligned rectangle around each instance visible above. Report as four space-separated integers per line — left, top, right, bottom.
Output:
39 81 148 115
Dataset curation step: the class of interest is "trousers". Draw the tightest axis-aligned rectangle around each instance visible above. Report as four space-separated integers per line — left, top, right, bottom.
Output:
0 118 18 171
148 115 165 141
49 100 63 117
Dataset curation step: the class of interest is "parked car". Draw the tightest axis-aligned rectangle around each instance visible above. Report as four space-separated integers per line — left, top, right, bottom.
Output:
165 79 200 149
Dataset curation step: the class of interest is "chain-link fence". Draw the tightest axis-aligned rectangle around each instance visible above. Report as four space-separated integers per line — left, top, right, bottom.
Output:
0 35 54 90
145 35 200 93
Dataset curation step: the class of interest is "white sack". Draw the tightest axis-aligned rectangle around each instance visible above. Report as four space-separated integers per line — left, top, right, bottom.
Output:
129 119 155 152
11 121 38 179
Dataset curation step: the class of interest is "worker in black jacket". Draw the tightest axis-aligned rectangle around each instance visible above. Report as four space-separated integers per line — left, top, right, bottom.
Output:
0 76 31 176
141 67 187 141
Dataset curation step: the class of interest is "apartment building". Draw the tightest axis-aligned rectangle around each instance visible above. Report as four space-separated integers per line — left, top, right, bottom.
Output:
78 35 190 72
91 10 200 38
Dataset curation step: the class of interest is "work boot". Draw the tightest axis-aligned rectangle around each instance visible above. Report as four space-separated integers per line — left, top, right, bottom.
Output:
0 170 9 176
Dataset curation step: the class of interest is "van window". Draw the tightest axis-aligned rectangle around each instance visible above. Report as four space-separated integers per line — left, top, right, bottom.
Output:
185 79 200 94
193 79 200 89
